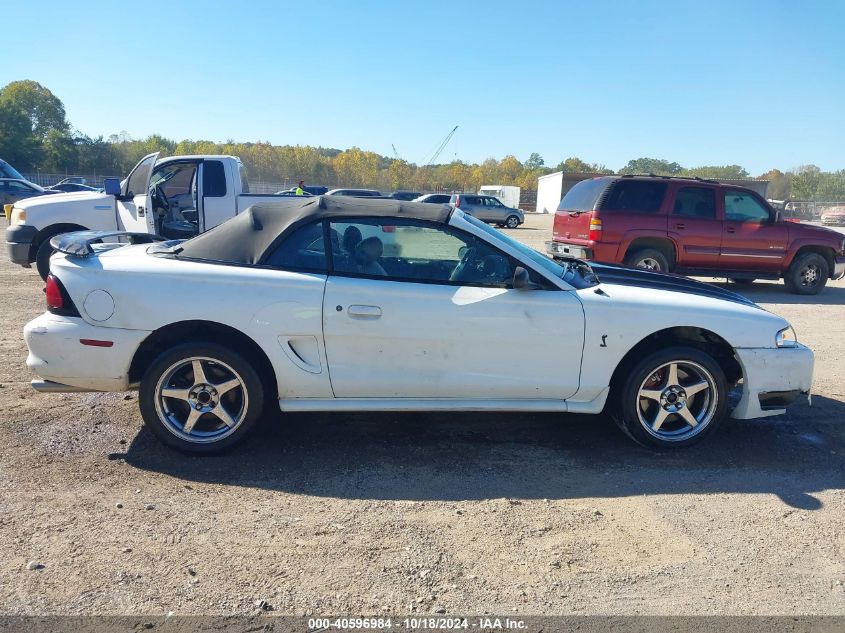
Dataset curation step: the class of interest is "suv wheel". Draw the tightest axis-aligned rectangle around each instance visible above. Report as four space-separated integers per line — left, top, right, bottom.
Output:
505 215 520 229
35 238 58 281
615 346 727 448
139 342 265 454
784 252 829 295
624 248 670 273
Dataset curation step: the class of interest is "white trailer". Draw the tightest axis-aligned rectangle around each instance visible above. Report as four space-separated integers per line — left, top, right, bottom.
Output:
536 172 565 214
478 185 520 210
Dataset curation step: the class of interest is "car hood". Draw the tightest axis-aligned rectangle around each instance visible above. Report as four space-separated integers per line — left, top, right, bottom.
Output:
590 262 759 308
15 190 111 209
787 221 844 244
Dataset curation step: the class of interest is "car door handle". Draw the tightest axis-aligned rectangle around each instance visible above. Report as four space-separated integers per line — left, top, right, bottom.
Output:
347 304 382 319
726 227 737 233
674 223 685 230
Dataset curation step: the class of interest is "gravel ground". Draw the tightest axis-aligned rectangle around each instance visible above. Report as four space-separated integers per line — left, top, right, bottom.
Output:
0 214 843 616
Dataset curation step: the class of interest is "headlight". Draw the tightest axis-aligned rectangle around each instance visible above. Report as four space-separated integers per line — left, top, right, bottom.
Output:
776 326 797 347
10 207 25 225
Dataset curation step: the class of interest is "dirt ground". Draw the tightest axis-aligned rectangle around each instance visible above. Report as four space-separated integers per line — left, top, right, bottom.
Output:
0 213 843 616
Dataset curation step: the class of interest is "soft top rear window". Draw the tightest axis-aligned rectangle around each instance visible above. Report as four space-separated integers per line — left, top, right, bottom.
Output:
558 178 610 212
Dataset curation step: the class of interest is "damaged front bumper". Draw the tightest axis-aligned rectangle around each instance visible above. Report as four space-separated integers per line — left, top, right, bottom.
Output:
731 343 814 420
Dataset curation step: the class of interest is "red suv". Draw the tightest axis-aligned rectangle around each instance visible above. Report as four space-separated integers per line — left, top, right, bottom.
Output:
546 175 845 294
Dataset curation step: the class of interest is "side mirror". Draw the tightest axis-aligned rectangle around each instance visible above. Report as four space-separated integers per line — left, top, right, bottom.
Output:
512 266 539 290
103 178 121 197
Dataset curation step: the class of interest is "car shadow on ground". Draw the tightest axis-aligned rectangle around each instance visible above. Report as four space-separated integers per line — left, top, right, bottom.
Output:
709 280 845 305
110 395 845 510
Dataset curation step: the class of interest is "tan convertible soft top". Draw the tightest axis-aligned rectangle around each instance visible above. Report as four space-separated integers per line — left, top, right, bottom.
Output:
174 195 453 265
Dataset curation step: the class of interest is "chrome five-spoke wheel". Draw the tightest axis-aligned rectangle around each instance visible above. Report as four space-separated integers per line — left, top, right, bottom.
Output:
155 357 248 443
636 360 717 442
140 342 265 453
617 346 728 448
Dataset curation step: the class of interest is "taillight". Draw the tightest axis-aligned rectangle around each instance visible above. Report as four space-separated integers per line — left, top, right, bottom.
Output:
45 274 63 309
454 195 461 207
588 217 603 242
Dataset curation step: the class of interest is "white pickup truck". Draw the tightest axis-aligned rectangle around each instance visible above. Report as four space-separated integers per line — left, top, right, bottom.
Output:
5 153 297 279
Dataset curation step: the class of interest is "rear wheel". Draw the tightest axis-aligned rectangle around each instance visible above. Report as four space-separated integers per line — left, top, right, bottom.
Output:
624 248 670 273
784 252 828 295
615 346 727 448
505 215 520 229
139 342 265 454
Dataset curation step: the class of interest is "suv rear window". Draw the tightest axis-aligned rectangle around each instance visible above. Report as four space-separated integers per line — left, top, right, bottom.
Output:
558 178 609 212
601 180 667 214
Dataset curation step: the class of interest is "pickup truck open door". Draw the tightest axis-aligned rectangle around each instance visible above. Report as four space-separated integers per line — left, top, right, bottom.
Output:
116 152 158 234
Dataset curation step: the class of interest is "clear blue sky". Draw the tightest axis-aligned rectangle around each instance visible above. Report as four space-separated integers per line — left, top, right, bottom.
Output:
5 0 845 174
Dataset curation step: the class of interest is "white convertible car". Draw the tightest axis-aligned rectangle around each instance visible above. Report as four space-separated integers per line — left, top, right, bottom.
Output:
24 196 814 453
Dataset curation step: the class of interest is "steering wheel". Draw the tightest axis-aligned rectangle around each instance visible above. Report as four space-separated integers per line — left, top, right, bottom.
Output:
151 185 170 214
450 246 481 282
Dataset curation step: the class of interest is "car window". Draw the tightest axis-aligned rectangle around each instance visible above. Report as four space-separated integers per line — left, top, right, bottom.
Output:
8 181 37 192
203 160 227 197
559 178 610 212
602 180 667 214
463 196 480 205
485 197 504 207
328 217 515 287
673 187 716 219
263 221 328 272
724 191 771 223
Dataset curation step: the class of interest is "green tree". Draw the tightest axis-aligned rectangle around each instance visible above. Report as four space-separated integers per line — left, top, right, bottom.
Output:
618 157 682 175
0 80 69 138
758 169 792 200
524 152 544 170
683 165 749 179
0 100 40 169
791 165 821 200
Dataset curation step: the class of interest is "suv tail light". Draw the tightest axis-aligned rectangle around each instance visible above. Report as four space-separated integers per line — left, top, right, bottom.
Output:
45 274 80 316
588 217 603 241
454 195 461 208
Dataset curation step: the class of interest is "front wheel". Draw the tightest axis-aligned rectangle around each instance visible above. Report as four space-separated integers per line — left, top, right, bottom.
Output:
784 252 829 295
139 342 265 454
35 238 57 281
505 215 520 229
615 346 728 448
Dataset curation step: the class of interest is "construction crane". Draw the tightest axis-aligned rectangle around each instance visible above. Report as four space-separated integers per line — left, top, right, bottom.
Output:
391 144 400 160
422 125 458 168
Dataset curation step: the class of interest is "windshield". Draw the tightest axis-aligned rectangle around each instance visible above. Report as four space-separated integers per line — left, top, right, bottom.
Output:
0 160 25 181
461 213 598 288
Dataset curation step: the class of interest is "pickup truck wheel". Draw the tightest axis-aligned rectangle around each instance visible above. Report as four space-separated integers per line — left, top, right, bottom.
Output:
785 253 829 295
624 248 670 273
505 215 520 229
139 342 265 454
615 346 727 449
35 238 57 281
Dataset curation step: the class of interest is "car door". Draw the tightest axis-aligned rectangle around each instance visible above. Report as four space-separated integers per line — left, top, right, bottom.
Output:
116 152 158 233
720 189 788 271
321 216 584 400
668 185 722 268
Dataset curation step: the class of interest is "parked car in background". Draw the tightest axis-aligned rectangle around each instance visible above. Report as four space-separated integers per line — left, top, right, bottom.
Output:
278 185 328 196
449 193 524 228
387 191 422 201
820 206 845 226
1 178 60 208
325 188 383 197
414 193 452 204
48 183 101 193
546 175 845 295
24 197 812 454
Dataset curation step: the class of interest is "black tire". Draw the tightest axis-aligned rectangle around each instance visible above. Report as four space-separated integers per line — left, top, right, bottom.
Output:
784 252 829 295
35 237 57 281
505 215 520 229
623 248 670 273
730 278 755 286
614 346 728 449
139 342 265 454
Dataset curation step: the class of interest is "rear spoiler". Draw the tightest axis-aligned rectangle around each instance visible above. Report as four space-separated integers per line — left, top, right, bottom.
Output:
50 231 167 258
